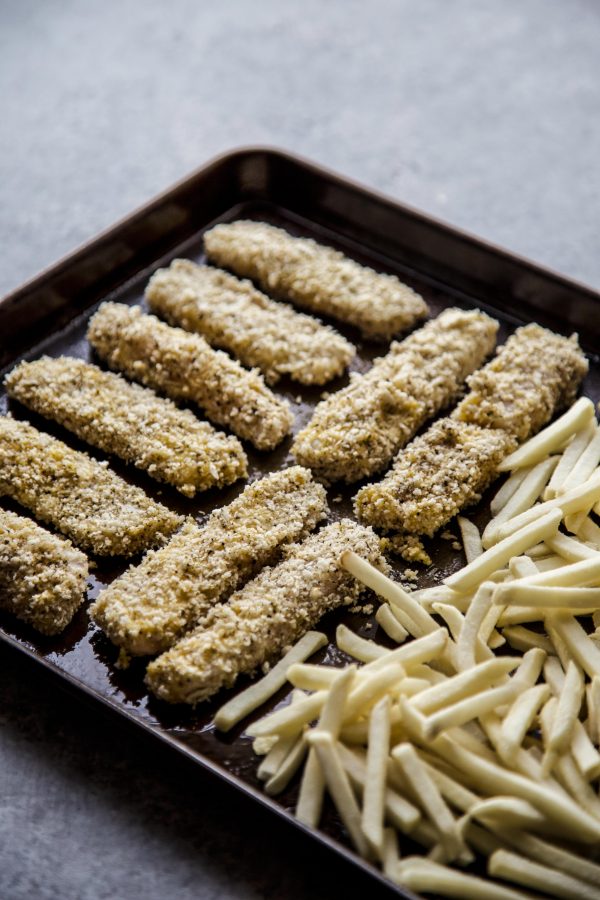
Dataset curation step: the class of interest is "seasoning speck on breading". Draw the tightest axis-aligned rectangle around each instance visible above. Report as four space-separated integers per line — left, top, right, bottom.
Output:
0 416 181 556
87 302 293 451
0 507 88 635
146 259 355 385
5 356 247 497
204 220 429 340
90 466 328 655
145 519 387 705
292 308 498 483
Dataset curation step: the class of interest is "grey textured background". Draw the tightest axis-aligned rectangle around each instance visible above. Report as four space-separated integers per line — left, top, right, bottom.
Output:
1 1 600 898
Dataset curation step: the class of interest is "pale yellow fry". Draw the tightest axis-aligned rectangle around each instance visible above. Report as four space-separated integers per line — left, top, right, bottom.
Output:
421 680 521 740
501 830 600 890
392 743 464 859
246 690 326 738
465 796 545 831
504 554 600 588
491 468 531 516
455 582 495 670
577 515 600 547
492 471 600 543
341 550 437 634
498 606 555 625
489 848 599 900
308 731 370 857
410 584 468 612
502 626 554 655
411 658 520 715
545 420 596 499
571 719 600 780
542 662 584 774
214 630 327 731
295 666 355 827
398 856 531 899
561 427 600 494
361 696 391 853
362 628 448 673
543 656 566 695
533 554 569 572
257 690 305 780
555 751 600 820
286 663 339 691
498 396 595 472
446 509 562 592
343 664 406 723
509 555 539 578
375 604 408 644
457 516 483 564
547 615 600 678
336 743 420 832
335 623 388 662
265 733 307 795
546 531 600 562
382 828 400 879
497 684 550 765
494 584 600 609
588 676 600 745
418 753 479 813
483 456 558 545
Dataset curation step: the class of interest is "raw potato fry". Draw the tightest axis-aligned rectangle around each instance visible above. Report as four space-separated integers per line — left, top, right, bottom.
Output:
213 631 327 731
248 691 327 739
147 520 387 704
264 733 308 796
286 664 341 692
337 744 421 832
501 831 600 890
397 857 530 899
363 629 448 672
589 676 600 745
482 456 558 545
146 258 355 385
545 531 600 562
445 509 562 592
490 468 530 516
420 680 522 740
501 627 554 655
464 797 544 831
546 615 600 678
204 219 429 341
382 828 400 880
87 302 293 451
411 658 520 715
495 583 600 610
503 554 600 588
571 720 600 780
457 516 483 563
0 507 88 635
497 395 595 471
542 662 584 775
375 604 408 643
293 307 498 482
560 426 600 494
361 696 391 853
496 684 550 765
4 356 247 497
455 582 496 670
335 624 389 662
545 420 596 498
0 416 181 556
578 515 600 545
91 466 327 655
489 848 599 900
308 731 371 856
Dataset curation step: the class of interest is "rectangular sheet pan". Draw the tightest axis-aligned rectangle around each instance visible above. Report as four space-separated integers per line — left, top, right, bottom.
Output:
1 147 600 898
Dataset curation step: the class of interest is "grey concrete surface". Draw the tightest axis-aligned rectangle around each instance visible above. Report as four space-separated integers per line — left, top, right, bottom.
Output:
1 1 600 898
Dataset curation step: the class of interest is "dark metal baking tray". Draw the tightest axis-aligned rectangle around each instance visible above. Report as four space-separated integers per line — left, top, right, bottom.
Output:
1 147 600 898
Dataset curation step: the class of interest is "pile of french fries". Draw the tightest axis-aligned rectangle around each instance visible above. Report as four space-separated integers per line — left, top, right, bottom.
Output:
215 395 600 899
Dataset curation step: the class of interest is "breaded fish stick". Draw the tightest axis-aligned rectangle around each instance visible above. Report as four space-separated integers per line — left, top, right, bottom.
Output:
87 303 293 451
0 508 88 635
5 357 247 497
146 519 387 705
0 417 181 556
356 324 588 536
204 220 428 340
453 323 588 440
292 308 498 483
90 466 328 655
355 419 516 536
146 259 355 385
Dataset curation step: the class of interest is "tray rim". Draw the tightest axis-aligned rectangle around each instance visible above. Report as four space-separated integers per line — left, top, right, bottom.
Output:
2 144 600 900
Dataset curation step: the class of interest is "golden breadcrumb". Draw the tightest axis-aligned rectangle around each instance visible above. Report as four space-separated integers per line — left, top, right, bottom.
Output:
204 220 428 340
0 416 181 556
146 259 355 385
292 308 498 482
355 419 516 536
0 507 88 635
90 467 328 656
384 534 432 567
145 519 387 705
87 303 293 451
5 356 247 497
453 323 588 441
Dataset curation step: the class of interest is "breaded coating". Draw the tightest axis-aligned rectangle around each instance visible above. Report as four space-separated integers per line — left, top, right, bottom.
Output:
355 419 516 537
90 467 328 656
5 357 247 498
0 508 88 635
204 220 428 340
292 308 498 483
0 417 181 556
453 323 588 441
146 259 355 385
145 519 387 705
87 303 293 451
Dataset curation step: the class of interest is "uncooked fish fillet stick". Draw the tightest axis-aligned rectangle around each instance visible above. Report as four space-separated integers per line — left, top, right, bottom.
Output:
0 416 181 556
90 466 328 656
292 308 498 483
87 303 293 451
356 323 588 536
5 356 247 497
0 507 88 635
146 259 355 385
204 220 428 340
146 519 387 705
